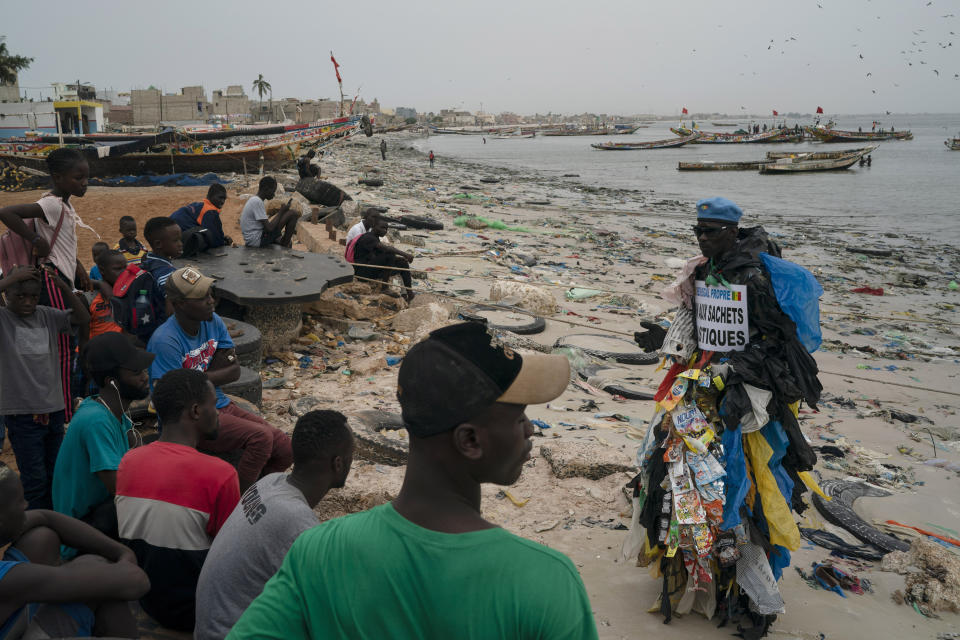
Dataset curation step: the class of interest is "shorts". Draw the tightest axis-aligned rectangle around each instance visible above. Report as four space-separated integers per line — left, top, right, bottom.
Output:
1 548 95 640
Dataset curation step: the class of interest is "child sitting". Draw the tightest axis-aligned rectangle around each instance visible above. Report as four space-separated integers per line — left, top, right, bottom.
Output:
114 216 147 265
88 241 109 281
88 250 127 338
91 250 165 344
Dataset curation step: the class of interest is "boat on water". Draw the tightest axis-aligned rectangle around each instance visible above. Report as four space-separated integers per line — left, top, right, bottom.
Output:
766 145 877 160
804 125 912 142
759 149 871 173
592 132 700 150
670 126 791 144
678 159 773 171
711 122 739 127
946 136 960 150
543 125 640 136
492 128 534 139
0 115 365 177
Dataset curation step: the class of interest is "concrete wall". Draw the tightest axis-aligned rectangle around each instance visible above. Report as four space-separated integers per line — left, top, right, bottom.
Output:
131 87 211 125
0 77 20 103
0 103 57 138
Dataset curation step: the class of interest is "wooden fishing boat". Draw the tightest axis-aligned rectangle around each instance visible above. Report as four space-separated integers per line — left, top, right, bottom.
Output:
592 132 700 150
543 125 640 136
711 122 739 127
946 136 960 151
0 115 364 177
759 150 868 173
671 126 790 144
804 125 912 142
766 145 877 160
678 159 773 171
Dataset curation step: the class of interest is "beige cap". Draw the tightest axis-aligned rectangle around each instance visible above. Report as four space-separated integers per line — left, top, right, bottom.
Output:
166 267 215 299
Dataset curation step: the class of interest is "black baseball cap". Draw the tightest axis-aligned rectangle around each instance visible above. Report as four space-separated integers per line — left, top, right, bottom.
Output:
84 332 155 374
397 322 570 437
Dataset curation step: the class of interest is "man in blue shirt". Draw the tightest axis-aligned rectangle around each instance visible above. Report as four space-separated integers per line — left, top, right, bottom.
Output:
147 267 292 492
52 333 153 540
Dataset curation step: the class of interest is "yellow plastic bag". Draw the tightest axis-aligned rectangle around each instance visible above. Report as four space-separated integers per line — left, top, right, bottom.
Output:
744 431 801 551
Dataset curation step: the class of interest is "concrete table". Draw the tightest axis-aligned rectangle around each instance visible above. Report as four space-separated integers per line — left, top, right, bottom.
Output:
175 245 353 350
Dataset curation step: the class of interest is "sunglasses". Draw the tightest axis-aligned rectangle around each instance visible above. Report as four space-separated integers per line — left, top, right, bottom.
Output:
692 225 734 237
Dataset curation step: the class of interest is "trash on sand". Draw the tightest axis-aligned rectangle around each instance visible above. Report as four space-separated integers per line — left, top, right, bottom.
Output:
499 489 530 507
882 538 960 616
565 287 604 301
796 562 873 598
850 286 885 296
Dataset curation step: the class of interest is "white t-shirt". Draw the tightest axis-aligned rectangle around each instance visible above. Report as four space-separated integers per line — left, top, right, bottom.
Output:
35 194 79 282
240 196 268 247
346 220 368 244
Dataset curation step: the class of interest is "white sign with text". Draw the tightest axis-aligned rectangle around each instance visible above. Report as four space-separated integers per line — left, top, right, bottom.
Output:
695 280 749 352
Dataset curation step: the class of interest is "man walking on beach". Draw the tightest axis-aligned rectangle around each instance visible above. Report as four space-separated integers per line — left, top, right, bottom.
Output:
380 139 387 160
228 322 597 639
428 150 435 168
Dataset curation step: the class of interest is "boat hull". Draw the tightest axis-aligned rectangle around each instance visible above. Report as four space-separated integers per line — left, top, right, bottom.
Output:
592 132 699 150
759 152 865 173
678 160 772 170
804 126 911 142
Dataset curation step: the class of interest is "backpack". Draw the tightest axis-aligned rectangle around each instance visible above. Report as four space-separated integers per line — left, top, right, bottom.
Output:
759 253 823 353
172 202 213 258
0 198 66 276
111 266 163 343
344 234 361 263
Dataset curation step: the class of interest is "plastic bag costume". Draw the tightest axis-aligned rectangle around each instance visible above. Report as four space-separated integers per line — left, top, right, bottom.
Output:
624 226 824 639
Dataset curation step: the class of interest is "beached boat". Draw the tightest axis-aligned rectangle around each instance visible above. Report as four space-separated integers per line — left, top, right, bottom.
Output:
0 115 364 177
946 136 960 151
766 145 877 160
804 125 912 142
592 132 700 150
759 150 869 173
678 159 773 171
670 127 790 144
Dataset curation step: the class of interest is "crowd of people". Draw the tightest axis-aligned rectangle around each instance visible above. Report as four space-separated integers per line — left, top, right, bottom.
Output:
0 146 823 639
0 147 598 638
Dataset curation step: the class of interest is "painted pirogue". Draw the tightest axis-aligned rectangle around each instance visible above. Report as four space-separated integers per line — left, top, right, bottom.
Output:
670 127 793 144
0 115 365 177
803 125 912 142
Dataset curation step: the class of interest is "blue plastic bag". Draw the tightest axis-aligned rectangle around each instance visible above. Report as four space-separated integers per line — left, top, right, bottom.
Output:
760 253 823 353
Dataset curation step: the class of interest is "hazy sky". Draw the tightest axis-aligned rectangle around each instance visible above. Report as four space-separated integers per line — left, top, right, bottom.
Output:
5 0 958 115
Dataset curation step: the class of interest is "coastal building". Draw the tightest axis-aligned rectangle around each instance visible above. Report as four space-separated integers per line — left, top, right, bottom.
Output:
0 99 104 138
130 86 211 125
0 75 21 103
211 85 251 122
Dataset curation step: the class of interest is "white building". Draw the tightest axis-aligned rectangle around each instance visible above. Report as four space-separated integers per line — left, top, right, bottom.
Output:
0 100 105 139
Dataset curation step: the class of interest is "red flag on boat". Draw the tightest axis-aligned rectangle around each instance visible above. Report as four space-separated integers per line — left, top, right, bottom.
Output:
330 53 342 83
816 106 824 114
681 107 688 115
772 110 778 116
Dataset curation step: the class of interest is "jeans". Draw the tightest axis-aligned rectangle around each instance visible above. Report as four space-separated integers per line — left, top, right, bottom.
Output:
4 411 66 510
200 403 292 491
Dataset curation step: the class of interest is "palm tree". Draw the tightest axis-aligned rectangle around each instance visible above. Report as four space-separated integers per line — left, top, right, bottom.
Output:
0 37 33 87
252 74 271 121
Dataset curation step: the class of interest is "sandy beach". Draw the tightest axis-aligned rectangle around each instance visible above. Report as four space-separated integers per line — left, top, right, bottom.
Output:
2 131 958 638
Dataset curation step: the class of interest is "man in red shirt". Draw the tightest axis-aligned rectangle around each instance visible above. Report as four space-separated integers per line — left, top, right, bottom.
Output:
116 368 240 632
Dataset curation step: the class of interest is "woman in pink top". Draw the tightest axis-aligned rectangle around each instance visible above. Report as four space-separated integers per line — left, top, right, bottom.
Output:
0 148 96 420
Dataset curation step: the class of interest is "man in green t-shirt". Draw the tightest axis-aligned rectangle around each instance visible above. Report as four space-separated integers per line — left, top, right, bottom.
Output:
228 322 598 640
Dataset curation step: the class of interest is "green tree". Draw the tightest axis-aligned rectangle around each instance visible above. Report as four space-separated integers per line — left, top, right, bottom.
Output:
252 74 272 121
404 117 417 125
0 37 33 86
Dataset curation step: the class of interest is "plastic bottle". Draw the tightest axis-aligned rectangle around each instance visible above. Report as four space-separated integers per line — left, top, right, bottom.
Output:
134 290 151 329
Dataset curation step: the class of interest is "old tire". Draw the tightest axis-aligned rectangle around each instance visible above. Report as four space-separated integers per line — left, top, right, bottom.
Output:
352 410 408 466
399 215 443 231
359 178 384 187
554 333 660 365
221 317 263 369
221 366 262 407
459 305 546 335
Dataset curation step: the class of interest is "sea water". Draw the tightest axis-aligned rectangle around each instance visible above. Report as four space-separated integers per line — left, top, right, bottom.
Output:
414 113 960 240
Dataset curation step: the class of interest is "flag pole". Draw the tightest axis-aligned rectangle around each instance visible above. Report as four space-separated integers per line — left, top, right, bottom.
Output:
331 51 345 117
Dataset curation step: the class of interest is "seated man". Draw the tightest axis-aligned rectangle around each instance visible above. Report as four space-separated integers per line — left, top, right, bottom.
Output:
0 462 149 639
169 184 232 249
345 206 378 245
296 149 316 179
147 267 292 492
353 214 416 302
240 176 298 248
228 322 598 640
116 368 241 632
195 410 353 640
52 333 153 541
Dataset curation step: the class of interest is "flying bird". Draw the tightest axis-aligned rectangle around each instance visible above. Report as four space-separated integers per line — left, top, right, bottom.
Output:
859 53 865 59
866 72 872 76
934 69 939 75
